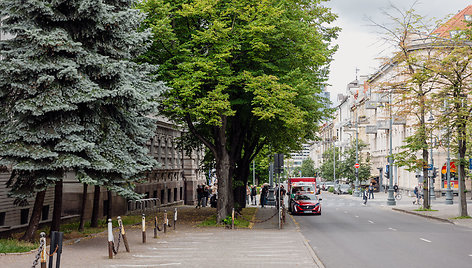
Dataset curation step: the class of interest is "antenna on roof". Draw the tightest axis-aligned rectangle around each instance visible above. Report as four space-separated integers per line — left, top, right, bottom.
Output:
355 68 360 81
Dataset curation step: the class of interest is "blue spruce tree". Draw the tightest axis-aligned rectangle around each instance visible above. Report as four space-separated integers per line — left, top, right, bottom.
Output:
0 0 164 241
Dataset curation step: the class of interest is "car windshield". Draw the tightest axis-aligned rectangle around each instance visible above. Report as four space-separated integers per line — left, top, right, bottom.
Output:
294 194 317 201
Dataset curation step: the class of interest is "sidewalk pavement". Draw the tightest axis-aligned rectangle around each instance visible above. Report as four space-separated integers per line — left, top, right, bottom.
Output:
0 205 324 268
336 190 472 228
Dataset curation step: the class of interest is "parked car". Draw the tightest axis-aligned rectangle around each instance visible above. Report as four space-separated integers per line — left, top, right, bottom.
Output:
321 181 334 191
289 192 322 215
334 184 351 195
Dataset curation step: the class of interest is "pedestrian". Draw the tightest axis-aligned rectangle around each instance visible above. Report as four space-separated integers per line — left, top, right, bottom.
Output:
368 183 374 199
362 187 368 205
196 185 203 208
202 185 209 207
413 186 419 205
261 184 268 208
250 185 257 205
246 184 250 205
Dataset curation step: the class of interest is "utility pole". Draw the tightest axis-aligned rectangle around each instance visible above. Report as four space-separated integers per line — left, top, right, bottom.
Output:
387 90 396 206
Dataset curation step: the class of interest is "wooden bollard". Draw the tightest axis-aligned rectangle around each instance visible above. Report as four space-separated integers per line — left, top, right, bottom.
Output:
173 208 177 230
107 219 114 259
163 210 167 233
142 214 146 243
40 232 47 268
117 216 130 252
231 208 235 229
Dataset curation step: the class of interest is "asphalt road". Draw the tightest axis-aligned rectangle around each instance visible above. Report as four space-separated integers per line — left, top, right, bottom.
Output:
294 193 472 268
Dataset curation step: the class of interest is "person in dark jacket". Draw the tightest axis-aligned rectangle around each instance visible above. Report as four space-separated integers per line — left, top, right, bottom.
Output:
250 185 257 205
196 185 203 208
261 185 268 208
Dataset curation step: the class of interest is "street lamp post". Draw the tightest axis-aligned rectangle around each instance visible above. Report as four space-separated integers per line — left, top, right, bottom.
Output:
444 103 453 204
354 119 360 197
428 112 436 200
387 91 396 206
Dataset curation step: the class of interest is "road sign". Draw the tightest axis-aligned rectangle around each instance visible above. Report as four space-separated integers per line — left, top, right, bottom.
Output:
354 163 360 169
469 158 472 170
427 164 433 170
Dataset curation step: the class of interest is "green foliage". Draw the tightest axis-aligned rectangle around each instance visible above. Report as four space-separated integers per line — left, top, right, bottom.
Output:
328 186 334 193
338 140 371 183
137 0 339 213
320 140 371 184
300 157 316 177
0 0 164 202
0 239 38 253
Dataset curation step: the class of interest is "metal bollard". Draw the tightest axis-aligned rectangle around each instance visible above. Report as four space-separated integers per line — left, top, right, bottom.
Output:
117 216 130 252
173 208 177 230
163 210 167 233
107 219 114 259
40 232 46 268
231 208 235 229
142 214 146 243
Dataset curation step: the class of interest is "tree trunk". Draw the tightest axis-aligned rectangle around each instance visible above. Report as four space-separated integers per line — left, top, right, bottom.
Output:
107 189 112 220
78 183 88 232
90 185 100 227
458 122 468 217
234 163 250 210
50 179 63 233
216 150 233 223
422 148 430 210
20 190 46 242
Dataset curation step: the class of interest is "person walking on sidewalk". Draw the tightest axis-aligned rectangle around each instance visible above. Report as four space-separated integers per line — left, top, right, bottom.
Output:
362 187 368 205
196 185 203 208
250 185 257 205
368 183 374 199
261 184 268 208
246 184 250 205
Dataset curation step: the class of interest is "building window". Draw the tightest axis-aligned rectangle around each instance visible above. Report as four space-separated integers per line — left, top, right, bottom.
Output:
20 208 29 225
161 189 165 203
180 187 183 200
0 212 5 226
145 192 150 198
174 188 177 202
153 190 157 198
167 188 171 203
41 205 49 221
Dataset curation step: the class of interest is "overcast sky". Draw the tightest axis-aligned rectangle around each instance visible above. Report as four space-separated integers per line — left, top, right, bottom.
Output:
324 0 469 104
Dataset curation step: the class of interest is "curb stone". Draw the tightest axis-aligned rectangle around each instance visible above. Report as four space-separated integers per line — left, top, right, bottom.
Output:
392 208 454 224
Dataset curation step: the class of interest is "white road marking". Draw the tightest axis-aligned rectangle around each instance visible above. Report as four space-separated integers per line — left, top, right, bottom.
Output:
355 215 359 218
420 238 432 243
368 220 374 224
344 211 348 213
110 264 181 267
469 254 472 257
388 227 397 231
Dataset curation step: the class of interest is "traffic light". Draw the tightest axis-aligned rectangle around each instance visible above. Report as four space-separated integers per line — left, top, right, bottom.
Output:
432 167 438 178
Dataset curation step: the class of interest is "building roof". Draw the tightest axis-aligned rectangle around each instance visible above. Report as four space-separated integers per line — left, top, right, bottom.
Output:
433 5 472 38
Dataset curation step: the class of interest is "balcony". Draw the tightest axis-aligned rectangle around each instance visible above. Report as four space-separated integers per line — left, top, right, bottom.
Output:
366 125 378 134
377 120 389 130
365 101 379 109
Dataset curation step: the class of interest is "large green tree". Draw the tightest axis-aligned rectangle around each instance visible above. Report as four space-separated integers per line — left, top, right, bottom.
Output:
371 4 440 209
138 0 338 220
431 41 472 217
0 0 163 241
300 157 316 177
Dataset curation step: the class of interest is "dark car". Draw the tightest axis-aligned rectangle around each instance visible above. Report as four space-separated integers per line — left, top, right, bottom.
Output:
290 193 321 215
